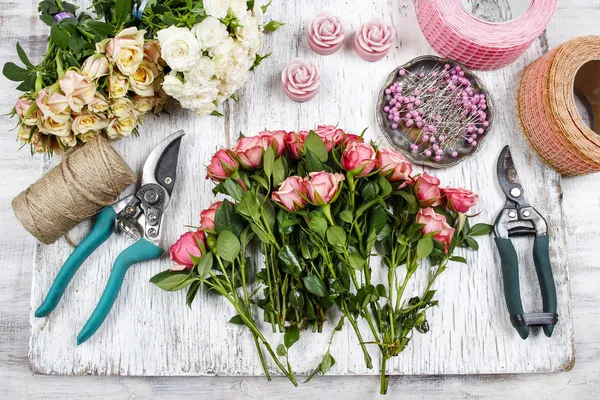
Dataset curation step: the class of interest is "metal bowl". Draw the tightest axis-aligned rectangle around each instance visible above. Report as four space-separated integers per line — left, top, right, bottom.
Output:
376 55 494 168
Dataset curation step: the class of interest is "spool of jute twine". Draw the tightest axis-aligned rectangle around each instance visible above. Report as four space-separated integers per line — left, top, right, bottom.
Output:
517 36 600 176
12 135 136 244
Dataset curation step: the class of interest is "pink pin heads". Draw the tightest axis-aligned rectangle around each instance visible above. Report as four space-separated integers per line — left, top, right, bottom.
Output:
307 12 345 55
281 58 320 102
354 18 395 62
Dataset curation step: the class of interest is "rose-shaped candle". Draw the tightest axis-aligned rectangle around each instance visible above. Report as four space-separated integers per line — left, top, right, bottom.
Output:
281 58 320 102
354 18 395 62
307 12 345 55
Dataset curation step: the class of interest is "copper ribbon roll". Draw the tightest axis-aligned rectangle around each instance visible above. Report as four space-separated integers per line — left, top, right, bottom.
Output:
518 36 600 175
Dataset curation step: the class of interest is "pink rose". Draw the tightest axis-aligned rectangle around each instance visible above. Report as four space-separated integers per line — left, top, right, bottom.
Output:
234 136 264 169
443 187 479 213
281 58 320 102
258 130 287 156
354 18 395 62
15 98 33 118
314 125 345 151
417 208 455 253
285 130 309 159
170 231 205 270
341 142 377 176
35 89 69 118
206 149 238 181
415 172 443 207
307 171 345 205
272 176 309 211
200 201 222 231
59 70 97 113
81 55 110 79
143 40 163 65
377 148 413 182
341 134 364 147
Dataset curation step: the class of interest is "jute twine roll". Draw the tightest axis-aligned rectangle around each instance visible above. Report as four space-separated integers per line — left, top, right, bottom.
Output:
517 36 600 176
12 135 136 244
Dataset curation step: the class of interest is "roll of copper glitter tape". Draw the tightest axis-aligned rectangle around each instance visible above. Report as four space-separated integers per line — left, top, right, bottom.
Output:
415 0 557 70
517 36 600 176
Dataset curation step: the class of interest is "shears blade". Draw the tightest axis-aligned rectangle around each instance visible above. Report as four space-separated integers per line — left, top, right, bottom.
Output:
141 130 185 198
497 145 527 205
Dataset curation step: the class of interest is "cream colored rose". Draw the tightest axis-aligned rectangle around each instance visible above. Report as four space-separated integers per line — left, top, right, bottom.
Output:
192 17 229 50
129 60 159 97
157 26 201 72
88 93 110 114
77 130 97 142
81 55 109 79
23 108 42 127
204 0 230 19
108 74 130 98
133 95 155 113
185 57 216 85
58 134 77 148
72 113 110 135
161 72 185 98
39 113 73 137
17 125 37 144
110 98 135 118
35 89 69 119
107 116 137 139
107 27 146 75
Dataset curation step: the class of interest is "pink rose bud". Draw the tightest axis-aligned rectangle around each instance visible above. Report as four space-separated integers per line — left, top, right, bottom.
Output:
442 187 479 213
81 55 110 79
233 135 264 169
285 130 309 159
258 130 288 156
341 142 377 177
307 171 345 205
272 176 309 211
281 58 320 102
377 147 413 182
15 98 33 118
354 18 395 62
170 231 205 270
313 124 345 151
415 172 443 207
206 149 239 182
199 201 223 231
307 11 345 55
341 134 364 147
417 208 455 253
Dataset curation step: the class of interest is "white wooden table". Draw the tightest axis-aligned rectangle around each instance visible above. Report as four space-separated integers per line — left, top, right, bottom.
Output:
1 0 599 398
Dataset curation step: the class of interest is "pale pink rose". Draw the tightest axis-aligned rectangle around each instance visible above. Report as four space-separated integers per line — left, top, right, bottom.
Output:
417 208 455 253
170 231 205 270
377 147 413 182
81 55 109 79
314 125 345 151
285 130 309 159
442 187 479 213
354 18 395 62
35 89 69 118
341 134 364 147
15 98 33 118
307 171 345 205
199 201 223 231
341 142 377 176
281 58 320 102
59 70 97 113
307 11 345 55
143 40 163 65
105 27 146 75
206 149 238 181
258 130 287 156
272 176 309 211
415 172 443 207
233 136 264 169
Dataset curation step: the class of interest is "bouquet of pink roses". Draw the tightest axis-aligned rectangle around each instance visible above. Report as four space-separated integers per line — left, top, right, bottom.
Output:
151 125 491 392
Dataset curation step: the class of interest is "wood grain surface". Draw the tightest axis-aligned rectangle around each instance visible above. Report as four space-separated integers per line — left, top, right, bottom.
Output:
2 0 599 398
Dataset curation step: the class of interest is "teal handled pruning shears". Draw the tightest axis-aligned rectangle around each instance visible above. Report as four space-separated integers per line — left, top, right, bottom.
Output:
35 131 185 344
493 145 558 340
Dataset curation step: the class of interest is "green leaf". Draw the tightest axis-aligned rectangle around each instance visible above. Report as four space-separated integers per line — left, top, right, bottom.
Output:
465 237 479 250
196 252 214 278
263 197 276 229
210 110 224 117
308 215 327 238
326 226 347 248
340 210 353 224
250 174 269 190
229 315 245 325
321 352 335 374
186 280 201 308
305 131 328 162
82 20 114 36
469 223 493 237
240 225 255 247
264 20 285 32
376 283 387 297
216 230 241 262
261 0 271 13
263 146 275 178
3 62 29 81
214 200 244 236
284 325 300 348
303 275 328 297
150 270 195 292
278 245 303 278
450 256 467 264
250 222 273 243
223 178 245 202
16 43 33 69
276 343 287 357
115 0 132 27
378 176 393 197
289 288 305 311
397 191 418 214
417 235 434 260
355 197 384 219
348 252 365 271
50 24 70 50
272 157 286 187
251 52 271 71
304 149 325 173
237 191 261 221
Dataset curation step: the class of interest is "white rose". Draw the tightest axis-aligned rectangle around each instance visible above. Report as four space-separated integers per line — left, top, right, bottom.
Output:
72 113 110 135
225 62 251 87
213 55 236 79
192 17 229 50
158 26 201 72
252 1 264 25
231 40 250 63
194 102 218 116
178 81 219 112
204 0 230 19
235 16 262 52
210 36 234 58
185 57 216 85
229 0 247 16
162 73 185 98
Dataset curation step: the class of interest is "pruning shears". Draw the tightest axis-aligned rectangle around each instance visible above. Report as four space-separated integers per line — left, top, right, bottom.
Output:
35 131 185 344
493 145 558 340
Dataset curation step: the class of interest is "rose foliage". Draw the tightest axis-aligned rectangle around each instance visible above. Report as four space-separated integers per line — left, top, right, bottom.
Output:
151 125 492 393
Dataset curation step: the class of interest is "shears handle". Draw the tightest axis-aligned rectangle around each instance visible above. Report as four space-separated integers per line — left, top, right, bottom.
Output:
35 207 117 318
77 238 163 345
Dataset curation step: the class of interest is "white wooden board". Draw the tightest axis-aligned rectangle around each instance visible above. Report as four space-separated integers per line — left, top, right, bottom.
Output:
28 0 574 376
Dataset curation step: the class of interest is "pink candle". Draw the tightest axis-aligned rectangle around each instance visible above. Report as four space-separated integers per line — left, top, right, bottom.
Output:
307 12 345 55
354 18 395 62
281 58 320 102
